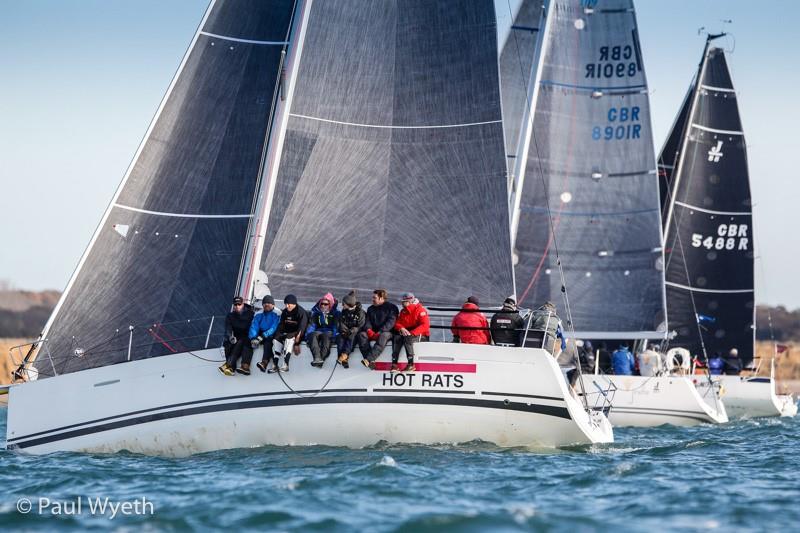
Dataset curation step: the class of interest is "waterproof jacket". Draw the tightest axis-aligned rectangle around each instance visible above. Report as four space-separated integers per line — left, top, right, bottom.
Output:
709 356 725 375
365 301 399 333
490 305 524 346
306 302 340 339
451 303 490 344
249 309 280 340
612 347 635 375
225 307 254 338
394 302 430 336
276 304 308 340
340 303 366 335
530 307 566 349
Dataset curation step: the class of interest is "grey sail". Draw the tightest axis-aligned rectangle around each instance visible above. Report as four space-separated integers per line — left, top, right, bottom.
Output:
662 41 755 364
514 0 665 335
260 0 514 307
39 0 297 375
499 0 545 177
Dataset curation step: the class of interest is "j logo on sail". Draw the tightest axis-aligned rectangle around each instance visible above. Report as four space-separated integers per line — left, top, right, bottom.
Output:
707 140 724 162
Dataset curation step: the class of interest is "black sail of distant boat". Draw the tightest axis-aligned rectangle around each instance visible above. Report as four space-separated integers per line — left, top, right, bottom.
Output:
37 0 298 375
657 85 693 220
513 0 665 336
662 39 755 364
259 0 515 307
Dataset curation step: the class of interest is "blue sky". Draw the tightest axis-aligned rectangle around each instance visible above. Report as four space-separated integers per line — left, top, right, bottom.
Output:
1 0 798 309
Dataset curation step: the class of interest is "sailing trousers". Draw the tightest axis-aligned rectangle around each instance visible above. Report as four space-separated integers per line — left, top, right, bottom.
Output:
308 331 334 362
357 330 392 362
225 339 253 369
256 335 276 364
337 329 359 355
391 334 429 363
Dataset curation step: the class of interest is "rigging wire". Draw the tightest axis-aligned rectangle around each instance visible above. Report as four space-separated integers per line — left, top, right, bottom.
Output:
504 0 589 412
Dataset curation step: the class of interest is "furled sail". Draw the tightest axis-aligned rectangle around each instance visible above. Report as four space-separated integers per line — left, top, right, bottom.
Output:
39 0 297 375
662 41 755 364
512 0 665 336
259 0 515 307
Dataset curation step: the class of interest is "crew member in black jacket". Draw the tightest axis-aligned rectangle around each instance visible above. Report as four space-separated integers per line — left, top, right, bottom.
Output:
268 294 308 373
359 288 399 369
219 296 255 376
490 297 524 347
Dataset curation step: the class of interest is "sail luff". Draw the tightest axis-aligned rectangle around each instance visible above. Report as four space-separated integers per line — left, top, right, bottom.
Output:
509 1 551 249
662 40 713 244
237 0 313 301
37 0 220 347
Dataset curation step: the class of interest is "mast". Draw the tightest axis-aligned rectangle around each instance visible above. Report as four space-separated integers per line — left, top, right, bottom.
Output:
237 0 313 302
509 1 551 248
662 33 724 242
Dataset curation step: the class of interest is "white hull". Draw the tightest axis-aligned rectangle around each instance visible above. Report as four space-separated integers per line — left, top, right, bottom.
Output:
695 375 797 419
578 374 728 427
6 343 612 456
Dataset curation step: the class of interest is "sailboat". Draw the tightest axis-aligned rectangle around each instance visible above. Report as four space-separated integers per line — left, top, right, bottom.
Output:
3 0 611 456
659 34 796 418
503 0 726 426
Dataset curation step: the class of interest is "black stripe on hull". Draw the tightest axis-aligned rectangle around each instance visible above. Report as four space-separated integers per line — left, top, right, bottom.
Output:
610 407 714 424
8 395 572 450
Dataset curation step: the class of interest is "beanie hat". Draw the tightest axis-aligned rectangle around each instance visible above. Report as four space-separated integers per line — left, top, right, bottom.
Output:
467 295 480 306
262 295 275 305
401 292 415 302
343 292 357 307
284 294 298 305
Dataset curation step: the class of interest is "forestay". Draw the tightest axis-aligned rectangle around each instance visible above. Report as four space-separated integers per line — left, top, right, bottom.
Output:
39 0 297 375
260 0 515 307
512 0 665 336
662 43 755 364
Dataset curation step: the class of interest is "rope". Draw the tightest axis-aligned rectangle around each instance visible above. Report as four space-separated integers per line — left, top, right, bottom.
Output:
504 0 588 411
276 348 340 398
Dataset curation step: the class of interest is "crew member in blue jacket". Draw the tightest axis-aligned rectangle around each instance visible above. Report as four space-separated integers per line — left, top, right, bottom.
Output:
708 352 725 375
612 344 635 375
251 295 280 373
306 293 340 368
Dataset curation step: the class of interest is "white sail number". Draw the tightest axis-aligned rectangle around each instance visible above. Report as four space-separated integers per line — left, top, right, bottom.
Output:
691 224 749 251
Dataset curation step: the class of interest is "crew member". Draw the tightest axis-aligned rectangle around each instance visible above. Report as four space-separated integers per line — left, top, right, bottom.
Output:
612 344 635 375
359 289 399 369
490 297 524 346
391 292 430 372
251 295 280 373
337 291 365 369
451 296 490 344
219 296 254 376
269 294 308 373
306 293 340 368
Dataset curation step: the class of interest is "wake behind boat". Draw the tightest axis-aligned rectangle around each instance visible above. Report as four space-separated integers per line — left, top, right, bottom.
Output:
5 0 612 455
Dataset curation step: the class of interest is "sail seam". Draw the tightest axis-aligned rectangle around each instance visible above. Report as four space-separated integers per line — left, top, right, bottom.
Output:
700 84 735 93
674 201 750 216
691 123 743 135
665 281 753 294
114 203 252 219
199 31 289 45
289 113 501 129
539 80 646 91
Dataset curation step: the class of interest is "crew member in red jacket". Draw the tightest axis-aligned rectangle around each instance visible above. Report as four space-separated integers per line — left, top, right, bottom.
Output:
391 292 430 372
450 296 490 345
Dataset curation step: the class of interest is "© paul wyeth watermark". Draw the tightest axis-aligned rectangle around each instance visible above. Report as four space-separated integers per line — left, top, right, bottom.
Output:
16 496 154 519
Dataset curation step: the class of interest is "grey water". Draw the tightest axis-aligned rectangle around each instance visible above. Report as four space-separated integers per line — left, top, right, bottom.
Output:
1 407 798 532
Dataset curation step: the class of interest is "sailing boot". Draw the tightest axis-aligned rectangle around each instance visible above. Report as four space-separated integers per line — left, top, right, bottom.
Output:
403 359 416 372
338 353 349 368
267 356 281 373
236 363 251 376
280 354 291 373
218 363 234 376
390 358 401 373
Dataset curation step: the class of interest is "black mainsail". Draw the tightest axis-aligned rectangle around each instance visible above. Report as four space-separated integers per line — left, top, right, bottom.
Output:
257 0 515 307
38 0 298 375
512 0 665 337
661 37 755 364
